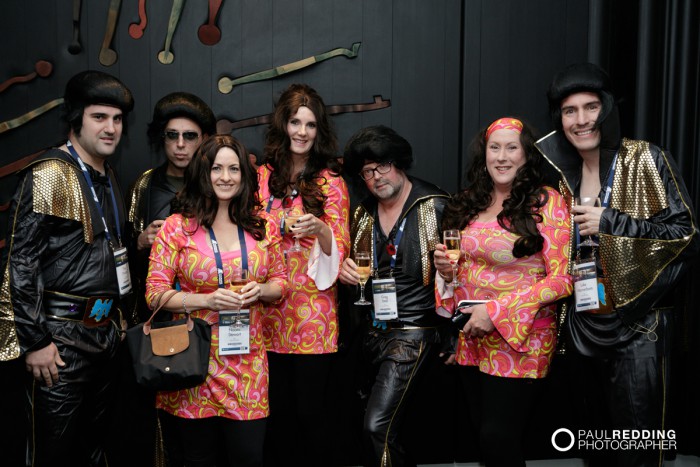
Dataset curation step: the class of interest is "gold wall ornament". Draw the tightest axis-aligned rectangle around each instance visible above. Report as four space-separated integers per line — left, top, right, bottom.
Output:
218 42 361 94
157 0 185 65
0 98 64 134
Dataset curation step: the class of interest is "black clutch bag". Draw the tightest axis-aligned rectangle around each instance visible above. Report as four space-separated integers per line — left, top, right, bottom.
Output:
451 300 488 329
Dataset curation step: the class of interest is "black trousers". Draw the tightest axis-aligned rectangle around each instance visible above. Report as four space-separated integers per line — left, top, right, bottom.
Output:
26 361 116 467
361 328 441 467
566 310 672 467
160 411 267 467
457 367 542 467
264 352 335 466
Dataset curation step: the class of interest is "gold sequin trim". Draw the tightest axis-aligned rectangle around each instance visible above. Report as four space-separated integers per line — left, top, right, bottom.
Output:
32 160 93 243
600 139 694 307
0 178 25 361
127 169 153 235
417 199 441 286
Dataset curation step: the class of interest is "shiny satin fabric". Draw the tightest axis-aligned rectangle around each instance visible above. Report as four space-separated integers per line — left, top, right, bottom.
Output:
350 177 449 326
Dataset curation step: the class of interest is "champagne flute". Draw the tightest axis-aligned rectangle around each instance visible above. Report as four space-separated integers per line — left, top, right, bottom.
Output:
575 196 601 247
230 267 249 324
443 229 463 287
354 251 372 305
285 206 305 253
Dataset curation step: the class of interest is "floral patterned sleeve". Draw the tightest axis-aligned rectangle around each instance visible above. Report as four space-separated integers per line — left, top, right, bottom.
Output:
316 171 351 272
486 187 573 351
145 214 186 308
262 212 288 302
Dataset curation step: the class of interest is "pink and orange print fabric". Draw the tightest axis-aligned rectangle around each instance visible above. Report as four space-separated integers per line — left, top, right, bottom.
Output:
436 186 573 378
146 213 287 420
257 165 350 354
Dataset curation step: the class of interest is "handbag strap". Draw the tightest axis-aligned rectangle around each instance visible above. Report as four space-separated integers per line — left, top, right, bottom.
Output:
142 289 190 335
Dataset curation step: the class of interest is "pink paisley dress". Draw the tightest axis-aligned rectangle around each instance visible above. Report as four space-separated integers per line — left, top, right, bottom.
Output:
257 164 350 354
145 213 287 420
436 186 573 378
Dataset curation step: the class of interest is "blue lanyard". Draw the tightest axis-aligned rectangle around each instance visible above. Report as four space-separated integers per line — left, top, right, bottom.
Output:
209 224 249 288
265 188 299 213
372 217 407 273
65 140 122 248
575 152 618 248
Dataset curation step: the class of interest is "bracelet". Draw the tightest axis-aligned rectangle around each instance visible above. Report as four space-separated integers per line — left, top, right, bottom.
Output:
182 293 191 314
438 270 452 280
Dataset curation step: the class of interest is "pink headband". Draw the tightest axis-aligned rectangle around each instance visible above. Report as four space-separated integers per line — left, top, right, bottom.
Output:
485 118 523 140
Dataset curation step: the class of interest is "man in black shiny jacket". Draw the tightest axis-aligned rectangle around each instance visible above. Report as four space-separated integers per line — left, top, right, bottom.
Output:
340 125 450 466
126 91 215 324
120 91 214 466
0 70 133 466
536 63 698 467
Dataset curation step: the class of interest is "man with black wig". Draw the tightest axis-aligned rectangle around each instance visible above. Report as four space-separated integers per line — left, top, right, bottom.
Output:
536 63 698 466
339 125 450 466
0 70 134 465
127 91 216 323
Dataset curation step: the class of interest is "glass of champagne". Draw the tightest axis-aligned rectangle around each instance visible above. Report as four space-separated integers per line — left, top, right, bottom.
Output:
443 229 463 287
285 206 305 253
354 251 372 306
575 196 601 247
230 268 249 324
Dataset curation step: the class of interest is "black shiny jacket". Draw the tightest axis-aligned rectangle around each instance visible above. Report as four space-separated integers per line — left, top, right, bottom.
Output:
0 148 123 368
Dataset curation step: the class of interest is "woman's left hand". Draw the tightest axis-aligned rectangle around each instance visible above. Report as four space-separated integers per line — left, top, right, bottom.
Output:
238 281 263 306
462 304 495 337
291 213 329 239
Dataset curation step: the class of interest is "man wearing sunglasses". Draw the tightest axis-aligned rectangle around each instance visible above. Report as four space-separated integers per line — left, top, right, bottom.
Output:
121 92 215 465
339 125 450 466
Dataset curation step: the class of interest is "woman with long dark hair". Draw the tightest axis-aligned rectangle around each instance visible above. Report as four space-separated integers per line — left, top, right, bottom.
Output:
434 118 573 466
146 135 287 466
257 84 350 465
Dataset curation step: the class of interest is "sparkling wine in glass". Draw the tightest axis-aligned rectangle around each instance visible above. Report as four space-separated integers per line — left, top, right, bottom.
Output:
230 268 250 324
285 206 305 253
575 196 601 247
443 229 463 287
354 251 372 305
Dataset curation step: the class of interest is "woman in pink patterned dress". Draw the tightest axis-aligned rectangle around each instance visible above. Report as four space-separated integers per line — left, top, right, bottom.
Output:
434 118 573 466
257 84 350 465
146 135 287 467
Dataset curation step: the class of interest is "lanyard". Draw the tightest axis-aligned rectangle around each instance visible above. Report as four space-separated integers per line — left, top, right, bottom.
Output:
372 216 407 274
265 188 299 213
575 152 618 248
209 224 249 288
65 140 122 248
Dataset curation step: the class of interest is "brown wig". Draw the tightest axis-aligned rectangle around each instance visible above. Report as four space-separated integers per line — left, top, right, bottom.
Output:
172 134 266 240
442 120 547 258
262 83 341 218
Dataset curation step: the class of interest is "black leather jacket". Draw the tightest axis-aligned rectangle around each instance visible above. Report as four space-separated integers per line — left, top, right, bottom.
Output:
126 163 180 323
0 148 124 372
350 177 450 327
537 131 698 356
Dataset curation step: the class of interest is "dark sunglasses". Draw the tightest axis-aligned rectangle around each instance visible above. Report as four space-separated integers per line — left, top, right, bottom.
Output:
164 131 200 142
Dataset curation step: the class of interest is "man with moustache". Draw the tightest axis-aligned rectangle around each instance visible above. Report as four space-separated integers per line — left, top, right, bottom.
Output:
339 125 450 466
0 70 134 466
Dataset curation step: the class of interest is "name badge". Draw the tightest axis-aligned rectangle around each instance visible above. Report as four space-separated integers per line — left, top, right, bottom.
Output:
114 247 132 296
573 260 599 312
372 278 399 320
219 310 251 355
